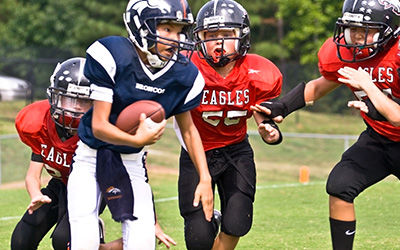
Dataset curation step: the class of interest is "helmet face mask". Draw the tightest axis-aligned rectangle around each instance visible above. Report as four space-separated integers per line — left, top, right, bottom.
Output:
123 0 195 68
47 57 92 133
333 0 400 63
194 0 251 67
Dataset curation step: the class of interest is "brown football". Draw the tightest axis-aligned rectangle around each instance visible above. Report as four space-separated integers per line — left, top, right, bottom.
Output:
115 100 165 135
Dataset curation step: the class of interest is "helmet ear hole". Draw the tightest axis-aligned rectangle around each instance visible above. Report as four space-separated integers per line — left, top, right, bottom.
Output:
344 28 352 44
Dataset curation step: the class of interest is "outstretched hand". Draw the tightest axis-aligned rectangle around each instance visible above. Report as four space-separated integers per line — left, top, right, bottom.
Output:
338 66 372 90
258 122 280 144
27 194 52 214
155 221 177 249
347 100 369 113
250 104 283 123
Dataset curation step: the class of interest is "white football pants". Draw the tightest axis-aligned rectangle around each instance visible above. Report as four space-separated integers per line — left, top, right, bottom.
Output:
67 141 155 250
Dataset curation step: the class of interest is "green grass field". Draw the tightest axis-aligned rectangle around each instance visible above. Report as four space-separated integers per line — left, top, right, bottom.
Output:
1 101 399 249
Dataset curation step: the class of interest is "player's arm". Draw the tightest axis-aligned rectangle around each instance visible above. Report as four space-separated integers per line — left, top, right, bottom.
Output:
91 100 167 147
174 111 213 222
338 66 400 126
251 77 339 121
25 153 51 214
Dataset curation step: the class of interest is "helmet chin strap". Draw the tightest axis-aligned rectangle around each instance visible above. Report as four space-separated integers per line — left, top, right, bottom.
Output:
144 50 168 68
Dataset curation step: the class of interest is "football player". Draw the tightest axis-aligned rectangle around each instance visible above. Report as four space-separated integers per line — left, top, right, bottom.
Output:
10 57 100 250
66 0 213 249
252 0 400 249
175 0 283 249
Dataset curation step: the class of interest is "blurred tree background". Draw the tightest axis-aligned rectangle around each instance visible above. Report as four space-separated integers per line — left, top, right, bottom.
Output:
0 0 354 114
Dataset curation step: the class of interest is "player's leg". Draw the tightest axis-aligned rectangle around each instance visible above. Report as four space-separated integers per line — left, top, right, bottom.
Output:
10 179 61 250
179 148 217 250
212 139 256 250
326 129 391 250
51 182 71 250
52 213 70 250
121 154 155 249
67 143 103 250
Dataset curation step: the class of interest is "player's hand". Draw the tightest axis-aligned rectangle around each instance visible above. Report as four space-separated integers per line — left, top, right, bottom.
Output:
348 99 387 121
250 104 283 123
27 195 52 214
135 113 167 146
155 221 177 249
258 123 280 144
193 180 214 222
347 100 369 113
338 66 373 90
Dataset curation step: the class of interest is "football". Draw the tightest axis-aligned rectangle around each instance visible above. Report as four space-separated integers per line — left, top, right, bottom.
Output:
115 100 166 135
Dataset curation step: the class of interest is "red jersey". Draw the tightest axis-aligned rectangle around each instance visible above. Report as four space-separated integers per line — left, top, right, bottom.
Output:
15 100 79 185
318 37 400 142
191 52 282 151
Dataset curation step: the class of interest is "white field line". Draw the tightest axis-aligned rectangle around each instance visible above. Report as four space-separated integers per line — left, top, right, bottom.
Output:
1 181 325 221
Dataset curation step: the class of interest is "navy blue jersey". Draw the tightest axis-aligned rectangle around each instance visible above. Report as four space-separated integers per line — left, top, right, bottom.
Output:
79 36 204 153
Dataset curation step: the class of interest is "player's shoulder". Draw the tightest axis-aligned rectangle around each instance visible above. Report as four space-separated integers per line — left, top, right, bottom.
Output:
243 54 280 71
241 54 282 79
88 36 134 59
318 37 346 75
15 100 50 136
97 36 130 47
172 57 200 79
318 37 341 64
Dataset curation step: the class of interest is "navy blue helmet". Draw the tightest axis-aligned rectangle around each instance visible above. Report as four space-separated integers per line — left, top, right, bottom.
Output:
194 0 251 67
47 57 92 132
123 0 195 68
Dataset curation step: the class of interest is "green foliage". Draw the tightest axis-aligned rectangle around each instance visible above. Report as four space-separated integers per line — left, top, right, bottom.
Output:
275 0 342 65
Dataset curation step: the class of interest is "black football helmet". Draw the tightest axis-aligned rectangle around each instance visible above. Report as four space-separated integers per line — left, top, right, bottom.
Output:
193 0 251 67
123 0 195 68
47 57 92 133
334 0 400 62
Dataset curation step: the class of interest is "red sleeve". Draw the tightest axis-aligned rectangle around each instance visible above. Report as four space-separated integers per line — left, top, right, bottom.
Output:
243 54 282 103
15 100 51 155
317 38 346 82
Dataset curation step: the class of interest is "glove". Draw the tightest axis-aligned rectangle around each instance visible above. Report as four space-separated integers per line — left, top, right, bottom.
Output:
362 98 386 121
260 82 306 118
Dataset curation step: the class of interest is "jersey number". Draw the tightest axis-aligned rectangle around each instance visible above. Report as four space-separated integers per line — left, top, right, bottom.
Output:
44 164 62 178
354 88 392 100
202 110 247 126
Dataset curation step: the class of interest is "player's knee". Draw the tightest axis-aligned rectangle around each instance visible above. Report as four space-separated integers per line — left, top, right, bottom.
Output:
52 229 70 250
184 211 215 250
326 174 356 203
222 193 253 236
